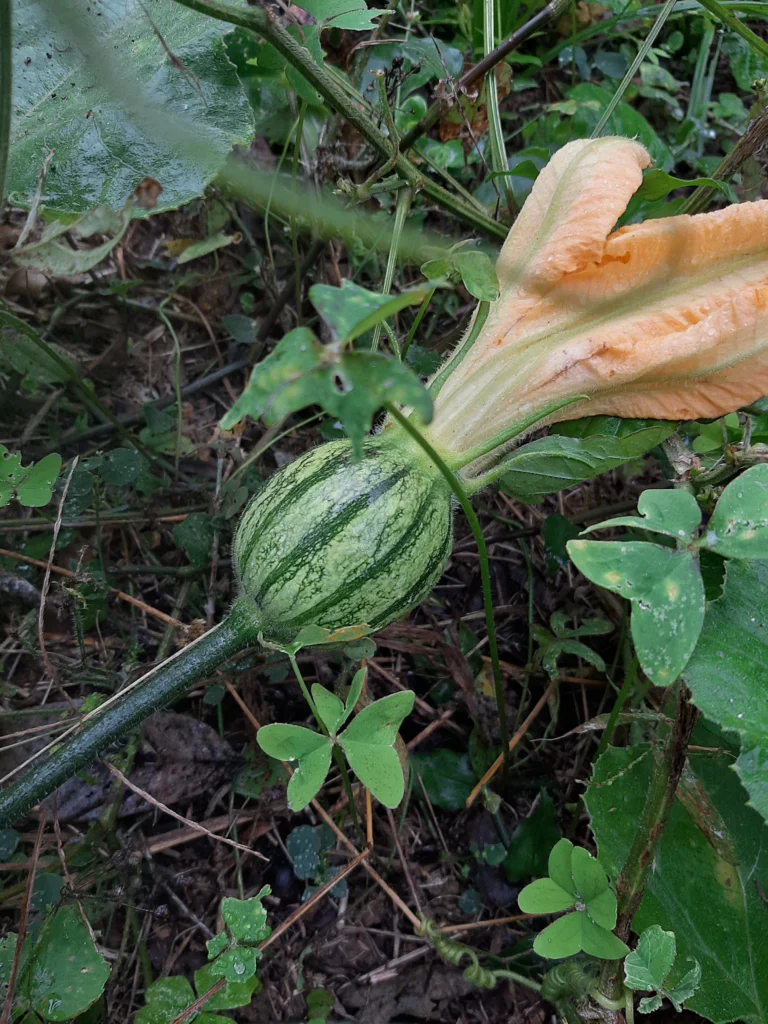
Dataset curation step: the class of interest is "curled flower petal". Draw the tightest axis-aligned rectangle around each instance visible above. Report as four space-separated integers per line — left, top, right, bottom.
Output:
497 136 650 289
427 136 768 460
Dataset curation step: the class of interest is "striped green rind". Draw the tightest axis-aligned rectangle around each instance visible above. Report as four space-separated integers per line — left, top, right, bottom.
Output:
233 435 453 643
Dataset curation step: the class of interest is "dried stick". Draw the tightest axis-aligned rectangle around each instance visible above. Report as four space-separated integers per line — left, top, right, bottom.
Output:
465 680 557 807
0 812 47 1024
0 548 183 628
37 457 79 687
103 762 268 861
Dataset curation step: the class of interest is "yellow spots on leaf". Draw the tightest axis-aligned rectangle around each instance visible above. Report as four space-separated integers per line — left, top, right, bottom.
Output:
604 571 624 586
666 579 680 601
713 856 742 909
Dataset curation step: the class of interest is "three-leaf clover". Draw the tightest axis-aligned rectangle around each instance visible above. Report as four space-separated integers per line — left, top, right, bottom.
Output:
257 669 414 810
624 925 701 1013
518 839 629 960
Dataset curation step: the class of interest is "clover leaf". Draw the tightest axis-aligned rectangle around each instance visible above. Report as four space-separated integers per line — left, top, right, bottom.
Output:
581 488 702 544
518 839 629 960
257 683 414 810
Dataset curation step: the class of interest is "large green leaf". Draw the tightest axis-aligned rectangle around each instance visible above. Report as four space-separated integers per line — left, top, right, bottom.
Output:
567 541 705 685
587 746 768 1023
500 425 674 503
9 0 254 214
28 906 110 1021
684 559 768 823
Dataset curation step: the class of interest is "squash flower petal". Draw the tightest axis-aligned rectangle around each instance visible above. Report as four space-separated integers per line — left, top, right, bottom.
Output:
427 136 768 460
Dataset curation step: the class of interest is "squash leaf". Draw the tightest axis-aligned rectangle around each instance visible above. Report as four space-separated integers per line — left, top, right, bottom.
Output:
220 327 432 457
9 0 254 215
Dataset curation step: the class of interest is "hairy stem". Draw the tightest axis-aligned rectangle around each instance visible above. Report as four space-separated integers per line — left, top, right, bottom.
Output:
0 598 261 827
615 684 698 928
598 683 698 1002
428 302 491 398
682 106 768 216
171 0 505 240
455 395 587 476
385 404 510 770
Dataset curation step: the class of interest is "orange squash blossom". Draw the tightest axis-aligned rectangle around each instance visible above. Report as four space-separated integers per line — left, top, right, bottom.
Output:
425 136 768 459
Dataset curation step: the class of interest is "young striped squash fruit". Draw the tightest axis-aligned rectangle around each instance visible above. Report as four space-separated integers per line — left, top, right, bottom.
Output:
233 432 453 643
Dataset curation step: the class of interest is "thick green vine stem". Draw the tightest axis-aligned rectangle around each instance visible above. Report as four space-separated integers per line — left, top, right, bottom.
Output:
0 597 261 827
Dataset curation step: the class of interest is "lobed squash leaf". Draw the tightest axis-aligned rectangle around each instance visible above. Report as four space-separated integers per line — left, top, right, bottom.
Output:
220 327 432 457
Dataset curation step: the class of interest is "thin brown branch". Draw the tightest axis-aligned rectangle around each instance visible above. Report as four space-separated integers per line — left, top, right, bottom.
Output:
466 680 557 807
0 811 47 1024
37 457 78 685
399 0 570 152
103 762 268 861
0 548 183 628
